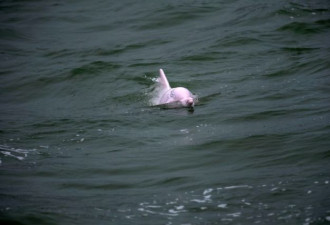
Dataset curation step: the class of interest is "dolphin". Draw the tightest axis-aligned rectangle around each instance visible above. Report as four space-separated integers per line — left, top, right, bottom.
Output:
153 69 197 108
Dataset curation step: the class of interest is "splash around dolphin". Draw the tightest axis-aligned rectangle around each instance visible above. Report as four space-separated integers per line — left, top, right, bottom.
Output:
150 69 198 109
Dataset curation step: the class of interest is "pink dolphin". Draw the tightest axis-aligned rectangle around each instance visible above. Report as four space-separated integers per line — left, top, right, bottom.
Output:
156 69 197 108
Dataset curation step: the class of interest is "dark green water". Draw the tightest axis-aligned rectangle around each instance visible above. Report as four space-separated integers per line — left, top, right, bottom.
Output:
1 0 330 224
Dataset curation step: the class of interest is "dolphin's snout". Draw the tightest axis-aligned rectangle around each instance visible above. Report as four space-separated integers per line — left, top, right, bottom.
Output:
186 98 194 107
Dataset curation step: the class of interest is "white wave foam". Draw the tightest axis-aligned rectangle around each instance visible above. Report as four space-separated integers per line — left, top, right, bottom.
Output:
0 144 36 163
223 185 253 190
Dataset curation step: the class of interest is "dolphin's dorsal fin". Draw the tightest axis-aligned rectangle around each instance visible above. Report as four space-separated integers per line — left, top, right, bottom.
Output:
158 69 171 90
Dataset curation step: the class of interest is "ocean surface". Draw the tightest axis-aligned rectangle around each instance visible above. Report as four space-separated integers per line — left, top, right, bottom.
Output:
1 0 330 224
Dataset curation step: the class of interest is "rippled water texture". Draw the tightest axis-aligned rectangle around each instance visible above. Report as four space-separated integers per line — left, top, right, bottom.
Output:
1 0 330 224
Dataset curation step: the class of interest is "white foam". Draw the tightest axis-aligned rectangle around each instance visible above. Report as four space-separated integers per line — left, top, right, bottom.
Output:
191 193 212 204
204 195 211 199
138 208 156 215
175 205 184 210
271 187 278 191
217 203 227 208
180 129 189 134
191 199 207 203
168 209 177 214
39 145 49 149
203 188 213 195
227 212 241 217
0 144 37 164
221 218 233 222
241 199 251 206
224 185 252 190
145 205 161 208
1 151 24 160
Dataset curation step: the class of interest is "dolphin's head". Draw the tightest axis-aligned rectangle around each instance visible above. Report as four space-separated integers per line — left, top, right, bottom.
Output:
172 87 196 108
